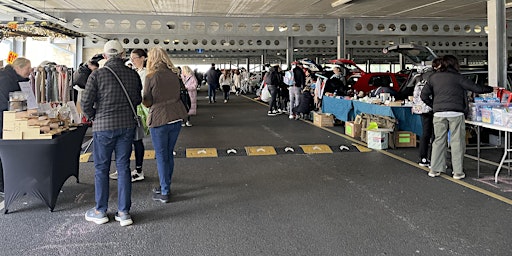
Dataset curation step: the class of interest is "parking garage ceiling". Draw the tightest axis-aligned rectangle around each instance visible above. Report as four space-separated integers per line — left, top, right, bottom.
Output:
0 0 510 64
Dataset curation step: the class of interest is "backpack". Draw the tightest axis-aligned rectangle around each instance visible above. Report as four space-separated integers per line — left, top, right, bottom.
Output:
284 70 294 86
412 78 432 114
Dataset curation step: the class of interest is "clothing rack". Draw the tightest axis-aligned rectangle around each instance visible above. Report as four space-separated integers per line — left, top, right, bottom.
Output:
30 64 73 103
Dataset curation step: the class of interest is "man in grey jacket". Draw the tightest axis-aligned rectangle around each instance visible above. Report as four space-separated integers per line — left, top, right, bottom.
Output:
81 40 142 226
421 55 493 180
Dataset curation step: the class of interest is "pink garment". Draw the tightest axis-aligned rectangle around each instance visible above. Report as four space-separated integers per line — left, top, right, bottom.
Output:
181 74 198 115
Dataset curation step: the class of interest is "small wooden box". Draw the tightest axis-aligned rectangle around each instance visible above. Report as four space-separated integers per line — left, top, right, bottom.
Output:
345 121 361 138
313 112 334 127
394 131 417 147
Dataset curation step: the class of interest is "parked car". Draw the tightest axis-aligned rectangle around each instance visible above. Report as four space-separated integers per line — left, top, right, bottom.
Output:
327 59 408 95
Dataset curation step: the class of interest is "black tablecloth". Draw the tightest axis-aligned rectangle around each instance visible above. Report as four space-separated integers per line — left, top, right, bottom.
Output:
0 125 87 213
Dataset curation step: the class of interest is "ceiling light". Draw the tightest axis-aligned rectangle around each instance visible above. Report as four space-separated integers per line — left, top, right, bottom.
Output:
331 0 352 8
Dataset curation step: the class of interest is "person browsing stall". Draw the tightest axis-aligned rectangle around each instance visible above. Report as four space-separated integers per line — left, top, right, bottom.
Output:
81 40 142 226
420 55 492 180
142 47 188 203
109 48 148 182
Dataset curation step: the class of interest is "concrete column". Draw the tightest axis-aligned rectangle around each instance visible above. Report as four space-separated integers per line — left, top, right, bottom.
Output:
286 36 294 66
337 19 345 59
487 0 506 88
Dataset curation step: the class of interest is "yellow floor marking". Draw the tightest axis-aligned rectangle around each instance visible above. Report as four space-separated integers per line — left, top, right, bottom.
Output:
352 143 372 152
80 153 91 163
186 148 218 158
144 150 155 159
245 146 277 156
300 144 333 154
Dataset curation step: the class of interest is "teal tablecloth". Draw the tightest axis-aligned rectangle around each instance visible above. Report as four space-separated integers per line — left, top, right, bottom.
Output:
322 97 423 136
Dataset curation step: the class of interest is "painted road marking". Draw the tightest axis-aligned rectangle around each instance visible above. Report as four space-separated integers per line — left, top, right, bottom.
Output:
284 147 295 153
227 149 237 154
130 150 155 160
300 144 333 154
245 146 277 156
80 153 92 163
186 148 218 158
352 143 372 152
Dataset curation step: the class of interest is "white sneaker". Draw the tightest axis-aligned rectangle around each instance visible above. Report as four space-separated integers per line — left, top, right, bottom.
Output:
288 114 295 119
131 170 144 182
109 171 118 180
185 121 192 127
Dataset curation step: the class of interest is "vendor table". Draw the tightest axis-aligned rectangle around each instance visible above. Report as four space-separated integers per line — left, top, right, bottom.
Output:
0 125 87 213
465 120 512 182
352 101 423 136
321 96 353 122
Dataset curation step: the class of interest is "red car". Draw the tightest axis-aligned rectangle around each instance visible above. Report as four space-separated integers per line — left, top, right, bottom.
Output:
328 59 408 95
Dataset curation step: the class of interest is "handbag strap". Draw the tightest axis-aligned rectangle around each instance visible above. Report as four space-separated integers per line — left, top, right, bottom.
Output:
104 66 138 119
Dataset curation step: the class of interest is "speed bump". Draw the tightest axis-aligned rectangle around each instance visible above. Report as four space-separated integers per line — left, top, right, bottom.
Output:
186 148 218 158
300 144 333 154
80 153 92 162
245 146 277 156
131 150 156 160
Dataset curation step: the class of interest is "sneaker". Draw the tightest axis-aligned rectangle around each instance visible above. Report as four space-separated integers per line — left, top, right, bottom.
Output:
131 170 144 182
152 192 169 203
418 158 431 167
115 212 133 226
277 109 284 115
267 111 277 116
109 171 118 180
185 121 192 127
288 114 295 119
85 208 109 224
152 187 161 194
224 99 228 103
453 173 466 180
428 170 441 177
0 190 4 197
181 123 186 127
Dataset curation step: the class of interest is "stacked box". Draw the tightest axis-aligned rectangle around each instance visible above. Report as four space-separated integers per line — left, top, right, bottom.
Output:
367 129 392 150
394 131 417 147
345 121 361 138
313 112 334 127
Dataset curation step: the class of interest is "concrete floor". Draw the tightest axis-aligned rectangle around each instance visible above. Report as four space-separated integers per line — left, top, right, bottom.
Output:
1 88 512 256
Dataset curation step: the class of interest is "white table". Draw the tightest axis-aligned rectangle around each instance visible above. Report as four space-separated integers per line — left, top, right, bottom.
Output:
465 120 512 183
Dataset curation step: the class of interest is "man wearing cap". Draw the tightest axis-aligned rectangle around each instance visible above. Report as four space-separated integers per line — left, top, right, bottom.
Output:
81 40 142 226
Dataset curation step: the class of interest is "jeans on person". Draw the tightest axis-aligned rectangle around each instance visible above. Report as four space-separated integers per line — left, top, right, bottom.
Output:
289 86 301 113
419 112 434 160
93 127 135 213
268 84 278 112
431 114 466 175
150 121 182 196
133 139 144 168
208 84 218 102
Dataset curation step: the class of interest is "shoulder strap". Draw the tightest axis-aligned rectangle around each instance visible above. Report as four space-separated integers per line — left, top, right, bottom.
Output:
104 66 138 118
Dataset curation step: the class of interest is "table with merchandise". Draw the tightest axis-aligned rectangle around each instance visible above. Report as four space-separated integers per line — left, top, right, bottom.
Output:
0 125 87 213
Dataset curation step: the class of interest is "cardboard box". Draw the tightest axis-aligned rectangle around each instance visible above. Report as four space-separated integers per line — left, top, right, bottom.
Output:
345 121 361 138
367 129 392 150
394 131 417 147
313 112 334 127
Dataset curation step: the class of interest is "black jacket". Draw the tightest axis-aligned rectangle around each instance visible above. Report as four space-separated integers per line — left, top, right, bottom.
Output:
421 68 493 113
72 63 92 89
0 65 26 129
205 67 221 87
293 66 306 87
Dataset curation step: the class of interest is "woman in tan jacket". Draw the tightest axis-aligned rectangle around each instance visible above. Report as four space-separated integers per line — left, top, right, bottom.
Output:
142 47 188 203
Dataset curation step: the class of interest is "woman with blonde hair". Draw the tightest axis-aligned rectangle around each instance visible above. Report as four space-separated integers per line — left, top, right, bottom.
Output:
142 47 188 203
180 65 198 127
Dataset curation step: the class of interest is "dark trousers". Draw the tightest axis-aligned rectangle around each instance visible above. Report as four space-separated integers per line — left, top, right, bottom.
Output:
133 139 144 168
222 85 230 100
268 85 278 111
419 112 434 160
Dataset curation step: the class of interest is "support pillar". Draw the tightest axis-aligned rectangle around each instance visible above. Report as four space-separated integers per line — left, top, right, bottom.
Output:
487 0 506 88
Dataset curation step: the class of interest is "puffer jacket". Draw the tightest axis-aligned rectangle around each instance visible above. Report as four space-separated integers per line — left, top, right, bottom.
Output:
421 67 493 113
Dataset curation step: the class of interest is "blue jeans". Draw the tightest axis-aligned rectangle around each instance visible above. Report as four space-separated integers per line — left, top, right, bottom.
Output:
92 127 135 213
150 121 182 195
208 84 218 102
